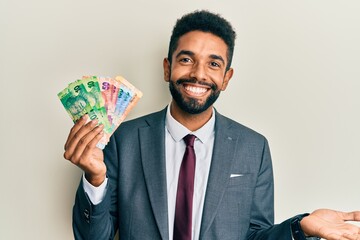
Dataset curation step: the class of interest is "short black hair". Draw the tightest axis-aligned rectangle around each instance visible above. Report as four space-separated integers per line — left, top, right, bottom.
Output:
167 10 236 70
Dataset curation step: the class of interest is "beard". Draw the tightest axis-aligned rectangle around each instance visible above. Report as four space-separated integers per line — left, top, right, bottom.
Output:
169 78 221 114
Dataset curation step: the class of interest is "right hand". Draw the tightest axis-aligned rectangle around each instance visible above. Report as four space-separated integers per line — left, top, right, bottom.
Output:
63 115 106 186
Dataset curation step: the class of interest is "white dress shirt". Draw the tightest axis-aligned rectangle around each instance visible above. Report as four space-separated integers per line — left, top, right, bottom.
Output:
83 104 215 240
165 106 215 240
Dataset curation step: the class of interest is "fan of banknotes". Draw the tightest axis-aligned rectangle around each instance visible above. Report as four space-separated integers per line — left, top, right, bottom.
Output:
58 75 143 149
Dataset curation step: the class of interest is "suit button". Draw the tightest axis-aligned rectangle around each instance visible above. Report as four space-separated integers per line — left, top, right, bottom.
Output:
84 209 90 223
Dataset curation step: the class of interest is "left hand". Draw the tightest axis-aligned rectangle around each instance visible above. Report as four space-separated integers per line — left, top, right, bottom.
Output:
301 209 360 240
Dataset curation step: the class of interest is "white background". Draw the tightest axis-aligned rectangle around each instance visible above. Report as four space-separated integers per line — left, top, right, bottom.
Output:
1 0 359 239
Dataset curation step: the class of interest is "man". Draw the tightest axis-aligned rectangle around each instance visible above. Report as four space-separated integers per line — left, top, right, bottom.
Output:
63 10 360 240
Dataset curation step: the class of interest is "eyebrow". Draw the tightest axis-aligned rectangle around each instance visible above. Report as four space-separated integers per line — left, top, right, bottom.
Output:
209 54 225 65
175 50 194 58
175 50 225 65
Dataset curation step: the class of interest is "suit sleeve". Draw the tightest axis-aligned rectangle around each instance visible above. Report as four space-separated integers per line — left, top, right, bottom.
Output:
72 135 119 240
246 138 294 240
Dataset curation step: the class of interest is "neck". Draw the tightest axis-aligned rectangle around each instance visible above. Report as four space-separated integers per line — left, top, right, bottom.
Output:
170 101 213 132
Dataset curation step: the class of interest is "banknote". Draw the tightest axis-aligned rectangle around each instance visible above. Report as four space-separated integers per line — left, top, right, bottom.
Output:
110 76 143 134
97 76 115 124
59 79 109 147
58 75 142 149
81 76 112 132
58 81 95 122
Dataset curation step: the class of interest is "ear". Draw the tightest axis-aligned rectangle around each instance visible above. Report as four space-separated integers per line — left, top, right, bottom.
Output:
221 68 234 91
163 58 171 82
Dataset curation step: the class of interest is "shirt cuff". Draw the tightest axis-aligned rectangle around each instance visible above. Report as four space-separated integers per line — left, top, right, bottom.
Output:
82 173 108 205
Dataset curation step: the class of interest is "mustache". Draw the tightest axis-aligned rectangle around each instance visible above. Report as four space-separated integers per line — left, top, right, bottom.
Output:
175 78 217 91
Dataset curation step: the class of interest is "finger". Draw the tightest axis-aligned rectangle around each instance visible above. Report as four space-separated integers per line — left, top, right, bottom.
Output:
78 130 105 166
68 124 104 165
87 128 105 149
64 118 99 160
342 211 360 221
64 115 88 151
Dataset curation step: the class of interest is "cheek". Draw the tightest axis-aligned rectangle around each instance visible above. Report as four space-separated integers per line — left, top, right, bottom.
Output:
169 67 185 80
170 62 194 78
212 75 226 89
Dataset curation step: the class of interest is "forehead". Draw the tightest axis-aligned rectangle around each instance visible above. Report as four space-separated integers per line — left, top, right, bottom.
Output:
173 31 228 60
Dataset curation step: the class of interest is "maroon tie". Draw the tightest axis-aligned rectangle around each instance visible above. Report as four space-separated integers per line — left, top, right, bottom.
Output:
173 134 196 240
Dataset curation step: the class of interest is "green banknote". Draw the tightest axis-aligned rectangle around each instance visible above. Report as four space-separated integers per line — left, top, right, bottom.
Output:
58 75 143 149
80 76 112 133
58 83 94 122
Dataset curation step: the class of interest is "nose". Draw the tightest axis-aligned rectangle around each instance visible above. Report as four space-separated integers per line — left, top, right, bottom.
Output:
189 62 207 81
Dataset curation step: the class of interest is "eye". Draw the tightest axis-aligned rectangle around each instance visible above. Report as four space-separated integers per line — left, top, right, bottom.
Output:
179 57 192 63
210 61 221 68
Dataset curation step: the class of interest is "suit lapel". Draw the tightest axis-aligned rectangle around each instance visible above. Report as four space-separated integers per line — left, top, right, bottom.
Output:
139 109 169 240
199 112 239 238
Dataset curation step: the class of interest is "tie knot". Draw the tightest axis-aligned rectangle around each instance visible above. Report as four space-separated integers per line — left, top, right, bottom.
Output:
183 134 196 147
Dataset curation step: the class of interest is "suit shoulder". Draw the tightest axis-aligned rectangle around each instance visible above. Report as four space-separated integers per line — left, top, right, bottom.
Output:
217 114 268 142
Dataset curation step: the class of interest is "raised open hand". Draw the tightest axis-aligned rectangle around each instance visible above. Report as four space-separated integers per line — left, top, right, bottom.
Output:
301 209 360 240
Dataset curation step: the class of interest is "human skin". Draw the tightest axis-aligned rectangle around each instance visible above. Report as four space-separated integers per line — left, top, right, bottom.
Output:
163 31 233 131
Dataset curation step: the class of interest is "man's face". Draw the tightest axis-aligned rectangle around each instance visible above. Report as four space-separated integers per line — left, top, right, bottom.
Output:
163 31 233 114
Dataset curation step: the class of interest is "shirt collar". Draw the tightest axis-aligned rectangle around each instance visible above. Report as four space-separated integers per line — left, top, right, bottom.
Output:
165 103 215 144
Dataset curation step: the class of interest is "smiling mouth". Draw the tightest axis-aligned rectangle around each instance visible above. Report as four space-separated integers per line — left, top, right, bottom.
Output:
183 83 210 96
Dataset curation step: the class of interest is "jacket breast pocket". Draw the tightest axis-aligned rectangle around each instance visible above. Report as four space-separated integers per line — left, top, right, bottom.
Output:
228 173 256 189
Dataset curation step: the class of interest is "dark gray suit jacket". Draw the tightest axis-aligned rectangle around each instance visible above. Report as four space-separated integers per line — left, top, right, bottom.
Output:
73 108 294 239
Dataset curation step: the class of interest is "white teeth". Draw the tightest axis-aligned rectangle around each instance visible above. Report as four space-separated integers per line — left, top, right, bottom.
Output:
185 85 207 94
